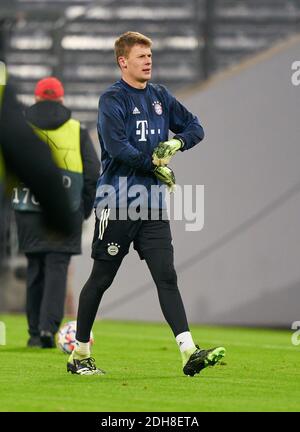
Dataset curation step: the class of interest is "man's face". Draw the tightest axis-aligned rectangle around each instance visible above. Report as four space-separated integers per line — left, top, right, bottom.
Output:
120 44 152 84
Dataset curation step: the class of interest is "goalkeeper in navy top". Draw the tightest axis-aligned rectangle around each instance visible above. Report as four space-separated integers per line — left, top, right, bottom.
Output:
94 58 203 210
67 32 225 376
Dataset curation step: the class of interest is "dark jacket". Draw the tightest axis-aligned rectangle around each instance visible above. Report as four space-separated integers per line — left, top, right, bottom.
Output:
15 101 100 254
0 84 74 236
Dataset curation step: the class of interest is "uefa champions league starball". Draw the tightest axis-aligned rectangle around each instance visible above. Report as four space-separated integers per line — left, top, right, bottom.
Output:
57 320 94 354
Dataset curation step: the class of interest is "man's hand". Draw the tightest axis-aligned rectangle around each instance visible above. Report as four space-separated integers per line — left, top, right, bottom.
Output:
153 166 176 193
152 138 182 167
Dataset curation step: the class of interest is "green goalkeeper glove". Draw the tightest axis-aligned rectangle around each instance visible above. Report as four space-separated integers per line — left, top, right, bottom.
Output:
153 166 176 193
152 138 183 167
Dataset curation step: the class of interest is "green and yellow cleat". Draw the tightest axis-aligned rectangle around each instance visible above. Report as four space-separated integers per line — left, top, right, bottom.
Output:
183 345 226 377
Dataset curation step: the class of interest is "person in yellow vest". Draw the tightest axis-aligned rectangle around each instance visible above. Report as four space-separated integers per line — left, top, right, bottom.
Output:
13 77 100 348
1 67 74 262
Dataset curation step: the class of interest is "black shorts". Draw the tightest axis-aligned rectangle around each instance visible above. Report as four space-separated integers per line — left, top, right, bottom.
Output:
91 209 173 261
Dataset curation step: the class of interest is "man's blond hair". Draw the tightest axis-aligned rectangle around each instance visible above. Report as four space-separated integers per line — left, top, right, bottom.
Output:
114 31 152 66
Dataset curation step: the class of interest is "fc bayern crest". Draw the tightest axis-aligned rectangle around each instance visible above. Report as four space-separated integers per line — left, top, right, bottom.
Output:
153 100 163 115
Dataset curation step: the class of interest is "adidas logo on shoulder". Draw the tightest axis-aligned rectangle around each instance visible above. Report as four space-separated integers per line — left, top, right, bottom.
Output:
132 107 140 115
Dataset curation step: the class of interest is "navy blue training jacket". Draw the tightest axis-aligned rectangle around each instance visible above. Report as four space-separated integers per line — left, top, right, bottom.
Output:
95 79 204 209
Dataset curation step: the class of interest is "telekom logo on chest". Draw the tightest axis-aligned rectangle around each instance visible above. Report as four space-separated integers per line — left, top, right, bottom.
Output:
136 120 161 142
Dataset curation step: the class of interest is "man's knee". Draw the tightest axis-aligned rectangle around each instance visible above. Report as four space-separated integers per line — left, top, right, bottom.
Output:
88 259 121 292
156 267 178 290
98 272 116 291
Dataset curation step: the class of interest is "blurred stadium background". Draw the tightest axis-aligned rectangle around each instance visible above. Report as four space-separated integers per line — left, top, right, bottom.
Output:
1 0 300 328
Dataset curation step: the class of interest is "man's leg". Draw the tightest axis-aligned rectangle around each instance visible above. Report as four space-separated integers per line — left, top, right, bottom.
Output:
135 218 191 340
25 253 45 347
67 211 136 375
39 252 71 347
75 211 138 346
143 247 189 336
76 258 123 342
144 247 225 375
66 258 123 375
142 247 188 335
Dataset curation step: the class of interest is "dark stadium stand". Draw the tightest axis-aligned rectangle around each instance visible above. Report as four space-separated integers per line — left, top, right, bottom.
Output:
214 0 300 71
3 0 204 126
1 0 300 126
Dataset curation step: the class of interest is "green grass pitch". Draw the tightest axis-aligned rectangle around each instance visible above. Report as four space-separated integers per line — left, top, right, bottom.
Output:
0 314 299 412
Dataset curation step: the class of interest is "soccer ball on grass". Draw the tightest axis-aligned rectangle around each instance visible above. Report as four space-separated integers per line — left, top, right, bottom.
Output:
56 320 94 354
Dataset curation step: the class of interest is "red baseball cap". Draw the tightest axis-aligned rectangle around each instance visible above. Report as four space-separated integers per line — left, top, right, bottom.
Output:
34 77 64 100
